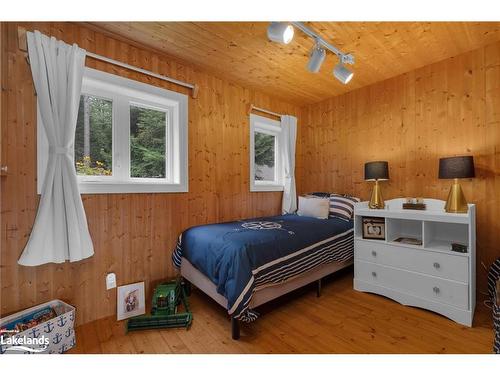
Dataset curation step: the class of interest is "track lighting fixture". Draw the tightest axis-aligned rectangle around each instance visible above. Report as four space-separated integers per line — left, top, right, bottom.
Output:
307 42 326 73
333 62 354 84
267 22 355 84
267 22 294 45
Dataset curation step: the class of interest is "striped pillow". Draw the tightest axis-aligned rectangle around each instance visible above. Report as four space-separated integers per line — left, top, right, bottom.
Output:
329 194 360 220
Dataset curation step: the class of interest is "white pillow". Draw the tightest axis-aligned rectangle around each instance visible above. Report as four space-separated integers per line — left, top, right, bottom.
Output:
297 196 330 219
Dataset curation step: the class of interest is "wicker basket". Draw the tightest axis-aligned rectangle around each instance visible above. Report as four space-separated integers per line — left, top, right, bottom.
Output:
488 259 500 354
493 278 500 354
494 303 500 354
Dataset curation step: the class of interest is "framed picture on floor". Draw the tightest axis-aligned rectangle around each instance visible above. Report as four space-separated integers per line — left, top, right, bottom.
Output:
117 281 145 320
362 217 386 240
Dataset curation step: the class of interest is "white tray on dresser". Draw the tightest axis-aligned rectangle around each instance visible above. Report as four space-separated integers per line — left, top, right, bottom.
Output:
353 198 476 326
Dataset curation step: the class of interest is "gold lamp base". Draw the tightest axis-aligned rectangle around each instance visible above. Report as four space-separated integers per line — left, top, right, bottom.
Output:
369 180 385 209
444 178 468 213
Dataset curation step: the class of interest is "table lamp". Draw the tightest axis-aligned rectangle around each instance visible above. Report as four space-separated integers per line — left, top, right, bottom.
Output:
365 161 389 209
438 156 475 213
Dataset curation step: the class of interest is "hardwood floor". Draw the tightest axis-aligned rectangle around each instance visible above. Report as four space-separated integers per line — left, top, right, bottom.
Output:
68 268 494 354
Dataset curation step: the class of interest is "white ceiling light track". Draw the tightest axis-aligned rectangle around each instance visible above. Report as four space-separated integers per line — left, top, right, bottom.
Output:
267 22 355 84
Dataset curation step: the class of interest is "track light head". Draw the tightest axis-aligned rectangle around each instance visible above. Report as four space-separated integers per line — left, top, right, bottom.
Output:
267 22 294 45
307 43 326 73
333 62 354 84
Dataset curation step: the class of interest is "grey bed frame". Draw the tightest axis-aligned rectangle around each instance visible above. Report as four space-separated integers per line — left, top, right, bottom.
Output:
180 257 353 339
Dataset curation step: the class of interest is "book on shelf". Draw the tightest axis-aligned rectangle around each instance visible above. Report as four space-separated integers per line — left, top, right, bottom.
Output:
393 237 422 246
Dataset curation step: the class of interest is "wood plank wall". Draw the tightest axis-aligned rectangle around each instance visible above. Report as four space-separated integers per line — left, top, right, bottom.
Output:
297 41 500 293
0 22 299 325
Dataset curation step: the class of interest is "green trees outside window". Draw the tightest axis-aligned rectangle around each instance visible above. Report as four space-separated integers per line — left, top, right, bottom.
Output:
130 105 167 179
75 95 113 176
74 95 168 179
254 132 275 181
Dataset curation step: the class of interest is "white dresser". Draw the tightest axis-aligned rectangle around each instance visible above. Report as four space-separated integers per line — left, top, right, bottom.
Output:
353 198 476 326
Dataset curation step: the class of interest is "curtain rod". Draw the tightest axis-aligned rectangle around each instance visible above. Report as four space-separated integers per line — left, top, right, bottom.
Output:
17 27 199 99
247 104 284 118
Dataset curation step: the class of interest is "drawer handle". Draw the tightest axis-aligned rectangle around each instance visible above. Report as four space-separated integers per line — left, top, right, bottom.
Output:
371 271 377 278
371 250 377 257
433 286 440 294
433 262 440 269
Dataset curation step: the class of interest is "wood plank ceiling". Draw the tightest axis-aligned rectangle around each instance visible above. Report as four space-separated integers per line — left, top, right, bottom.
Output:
89 22 500 104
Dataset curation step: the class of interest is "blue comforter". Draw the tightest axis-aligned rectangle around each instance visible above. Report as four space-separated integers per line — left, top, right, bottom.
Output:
173 214 353 321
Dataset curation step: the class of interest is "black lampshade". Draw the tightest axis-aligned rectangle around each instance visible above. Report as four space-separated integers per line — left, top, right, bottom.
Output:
364 161 389 181
438 156 475 179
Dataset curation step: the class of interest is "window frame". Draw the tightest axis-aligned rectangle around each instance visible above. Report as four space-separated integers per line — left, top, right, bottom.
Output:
37 67 188 194
249 113 284 192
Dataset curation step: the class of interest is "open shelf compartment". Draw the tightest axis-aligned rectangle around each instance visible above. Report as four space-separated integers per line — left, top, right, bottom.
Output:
386 218 423 247
354 215 386 241
423 221 469 254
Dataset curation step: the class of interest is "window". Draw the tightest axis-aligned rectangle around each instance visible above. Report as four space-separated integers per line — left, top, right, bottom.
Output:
249 114 283 192
37 67 188 194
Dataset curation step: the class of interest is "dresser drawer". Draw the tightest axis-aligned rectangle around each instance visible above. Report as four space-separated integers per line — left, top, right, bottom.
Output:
355 240 469 282
355 260 469 309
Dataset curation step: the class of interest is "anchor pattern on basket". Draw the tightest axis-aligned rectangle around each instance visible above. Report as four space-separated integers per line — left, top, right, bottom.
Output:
30 327 41 338
53 333 63 345
65 327 73 338
57 316 67 327
44 321 54 334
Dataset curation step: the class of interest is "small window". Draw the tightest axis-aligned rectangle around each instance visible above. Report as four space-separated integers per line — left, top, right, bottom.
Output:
249 114 283 192
37 67 188 194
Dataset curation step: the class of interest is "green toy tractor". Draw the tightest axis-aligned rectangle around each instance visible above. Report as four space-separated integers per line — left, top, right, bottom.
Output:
127 278 192 332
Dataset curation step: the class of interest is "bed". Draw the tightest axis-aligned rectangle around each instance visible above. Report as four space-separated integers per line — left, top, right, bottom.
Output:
172 213 354 339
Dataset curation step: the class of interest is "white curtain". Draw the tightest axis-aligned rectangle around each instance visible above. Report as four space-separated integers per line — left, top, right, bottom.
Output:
281 115 298 214
18 31 94 266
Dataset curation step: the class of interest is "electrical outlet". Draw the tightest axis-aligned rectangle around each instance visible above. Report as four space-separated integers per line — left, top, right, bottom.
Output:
106 273 117 290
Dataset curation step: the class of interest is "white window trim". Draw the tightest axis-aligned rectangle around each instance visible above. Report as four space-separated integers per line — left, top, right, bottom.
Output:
37 67 189 194
249 113 284 192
